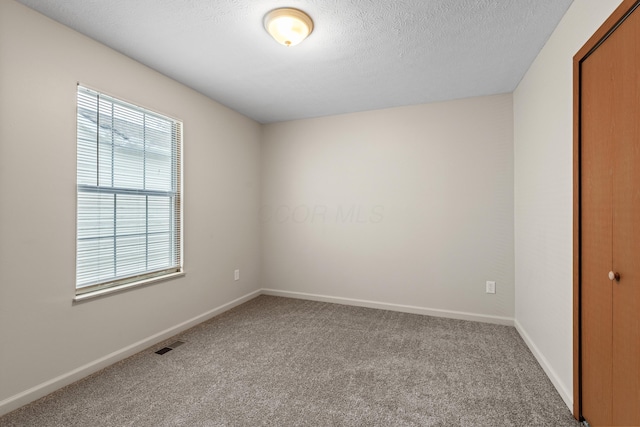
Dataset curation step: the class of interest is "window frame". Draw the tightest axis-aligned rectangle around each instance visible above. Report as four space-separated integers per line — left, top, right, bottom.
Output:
74 84 184 301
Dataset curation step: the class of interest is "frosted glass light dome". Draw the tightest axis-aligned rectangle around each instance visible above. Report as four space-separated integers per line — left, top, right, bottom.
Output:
264 8 314 47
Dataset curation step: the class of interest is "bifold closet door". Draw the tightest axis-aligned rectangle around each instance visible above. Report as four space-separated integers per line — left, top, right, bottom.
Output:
580 3 640 426
580 34 614 425
611 6 640 424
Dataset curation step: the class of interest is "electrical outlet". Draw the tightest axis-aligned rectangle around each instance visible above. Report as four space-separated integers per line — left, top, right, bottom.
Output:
486 281 496 294
234 269 240 281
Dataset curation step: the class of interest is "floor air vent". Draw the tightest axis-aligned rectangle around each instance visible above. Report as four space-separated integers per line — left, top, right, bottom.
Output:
155 340 185 355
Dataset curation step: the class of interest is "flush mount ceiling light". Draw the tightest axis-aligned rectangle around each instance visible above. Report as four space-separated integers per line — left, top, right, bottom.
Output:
264 8 314 47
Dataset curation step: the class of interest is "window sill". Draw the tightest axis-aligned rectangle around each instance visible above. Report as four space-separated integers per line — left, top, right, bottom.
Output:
73 271 185 303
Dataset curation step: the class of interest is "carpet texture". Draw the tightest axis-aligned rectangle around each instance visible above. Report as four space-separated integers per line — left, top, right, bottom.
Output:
1 296 579 426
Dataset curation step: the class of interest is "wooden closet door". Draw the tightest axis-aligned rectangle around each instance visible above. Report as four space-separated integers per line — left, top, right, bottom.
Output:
611 5 640 425
580 37 614 426
580 3 640 425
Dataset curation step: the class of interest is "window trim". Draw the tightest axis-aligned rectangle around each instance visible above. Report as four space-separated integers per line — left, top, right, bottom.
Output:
75 83 184 300
73 271 185 302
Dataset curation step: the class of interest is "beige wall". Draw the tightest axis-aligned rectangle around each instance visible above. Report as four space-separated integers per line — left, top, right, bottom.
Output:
262 95 514 322
0 0 261 413
513 0 623 410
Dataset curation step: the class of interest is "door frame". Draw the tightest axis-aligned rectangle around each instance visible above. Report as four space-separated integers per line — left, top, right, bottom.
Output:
573 0 640 420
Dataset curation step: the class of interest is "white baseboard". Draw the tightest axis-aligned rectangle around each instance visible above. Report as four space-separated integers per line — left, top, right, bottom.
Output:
514 319 573 412
0 289 261 417
261 289 514 326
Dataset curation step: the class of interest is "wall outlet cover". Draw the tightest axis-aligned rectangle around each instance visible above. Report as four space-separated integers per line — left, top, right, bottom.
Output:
486 281 496 294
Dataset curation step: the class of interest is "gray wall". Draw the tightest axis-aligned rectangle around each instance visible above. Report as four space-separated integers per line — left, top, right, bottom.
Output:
0 0 261 412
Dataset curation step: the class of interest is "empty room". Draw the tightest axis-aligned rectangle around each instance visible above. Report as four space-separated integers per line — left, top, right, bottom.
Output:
0 0 638 426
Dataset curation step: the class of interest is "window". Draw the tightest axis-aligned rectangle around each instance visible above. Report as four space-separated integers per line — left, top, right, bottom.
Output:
76 86 182 297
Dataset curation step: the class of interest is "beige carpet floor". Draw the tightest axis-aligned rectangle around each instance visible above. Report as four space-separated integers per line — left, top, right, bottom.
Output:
0 295 579 426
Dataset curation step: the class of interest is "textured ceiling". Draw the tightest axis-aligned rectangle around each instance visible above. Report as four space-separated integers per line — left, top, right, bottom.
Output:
17 0 573 123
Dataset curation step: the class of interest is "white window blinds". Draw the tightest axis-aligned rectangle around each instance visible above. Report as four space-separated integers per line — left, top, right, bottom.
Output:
76 86 182 295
